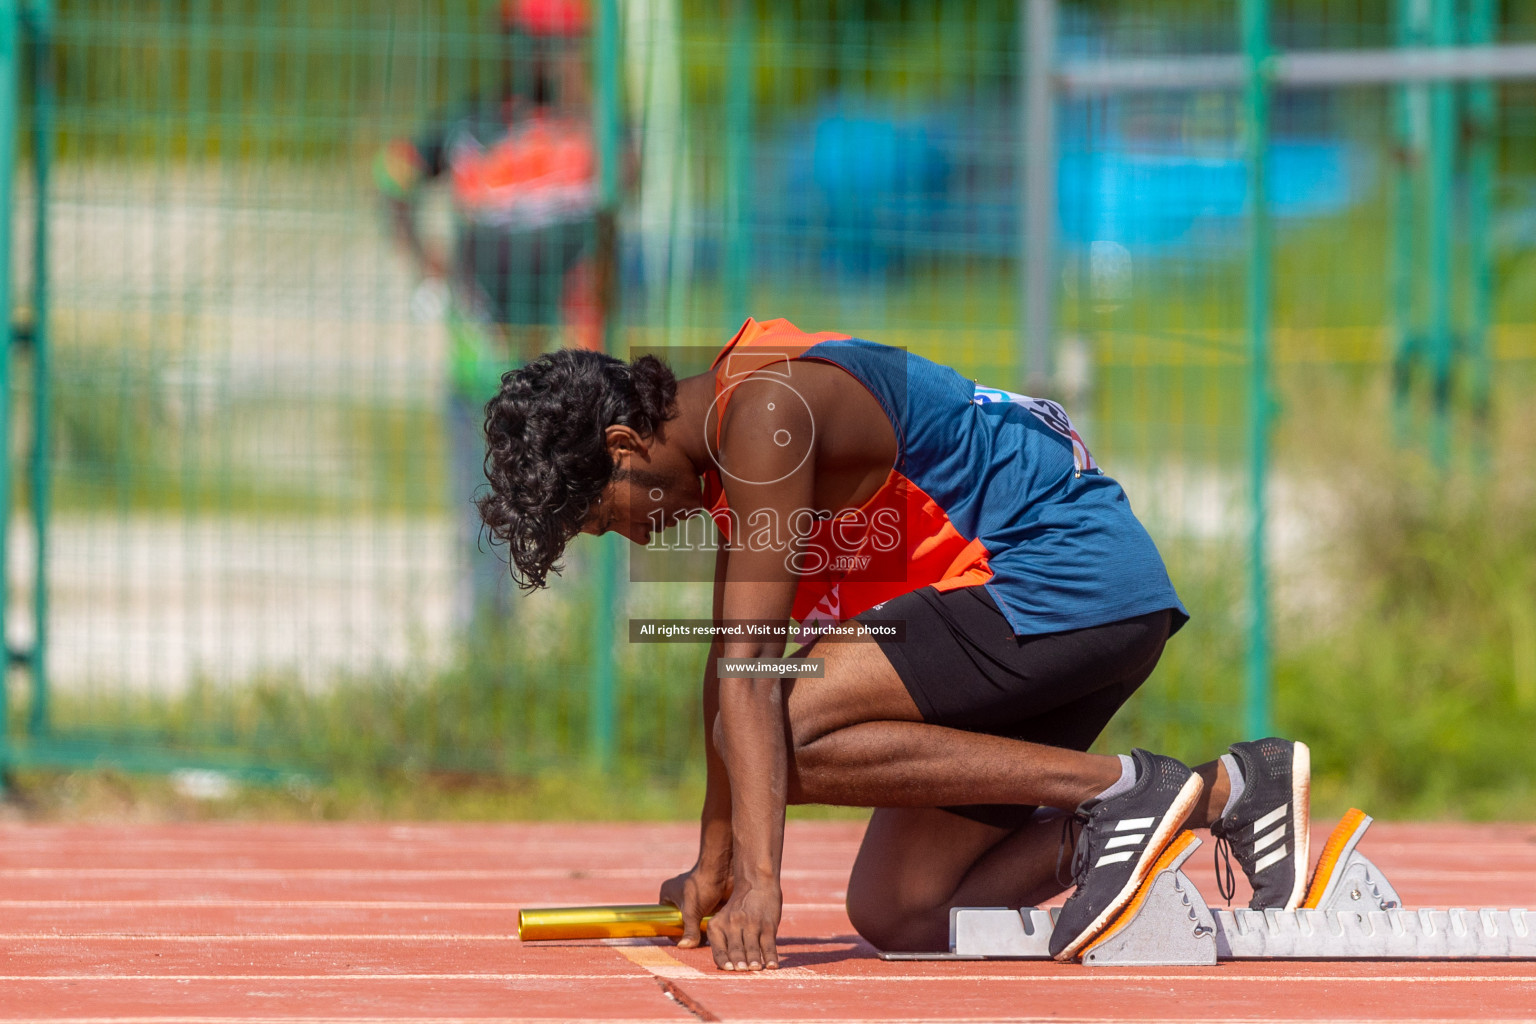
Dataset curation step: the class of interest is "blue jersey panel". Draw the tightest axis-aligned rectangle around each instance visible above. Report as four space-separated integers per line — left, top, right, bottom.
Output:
801 339 1189 637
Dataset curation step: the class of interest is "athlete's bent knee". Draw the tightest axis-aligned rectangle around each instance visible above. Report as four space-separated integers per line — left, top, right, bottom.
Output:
846 892 945 953
845 890 897 949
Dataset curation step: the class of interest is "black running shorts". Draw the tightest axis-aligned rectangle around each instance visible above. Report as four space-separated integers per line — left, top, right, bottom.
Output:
851 585 1174 829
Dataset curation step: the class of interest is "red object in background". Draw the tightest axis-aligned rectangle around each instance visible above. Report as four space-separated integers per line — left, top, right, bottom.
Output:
502 0 589 36
447 115 595 214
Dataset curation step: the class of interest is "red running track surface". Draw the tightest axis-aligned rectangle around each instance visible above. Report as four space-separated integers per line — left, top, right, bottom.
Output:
2 820 1534 1022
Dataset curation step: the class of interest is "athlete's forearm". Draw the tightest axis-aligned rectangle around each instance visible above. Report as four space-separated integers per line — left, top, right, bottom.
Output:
717 666 787 890
697 641 733 876
707 396 812 894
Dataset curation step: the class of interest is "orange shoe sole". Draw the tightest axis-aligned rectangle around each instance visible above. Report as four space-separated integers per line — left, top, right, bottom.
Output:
1079 829 1202 960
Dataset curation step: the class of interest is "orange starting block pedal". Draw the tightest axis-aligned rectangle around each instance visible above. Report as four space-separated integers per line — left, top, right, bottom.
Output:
1300 807 1401 912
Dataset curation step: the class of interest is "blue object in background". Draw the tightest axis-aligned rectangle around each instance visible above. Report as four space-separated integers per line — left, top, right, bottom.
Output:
1058 148 1248 249
774 102 951 274
1057 141 1363 249
751 95 1369 274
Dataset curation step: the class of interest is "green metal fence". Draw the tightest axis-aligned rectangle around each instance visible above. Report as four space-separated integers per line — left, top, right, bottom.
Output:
1 0 1533 790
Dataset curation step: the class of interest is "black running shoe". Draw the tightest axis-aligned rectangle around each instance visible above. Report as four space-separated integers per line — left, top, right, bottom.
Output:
1048 749 1204 961
1211 737 1312 911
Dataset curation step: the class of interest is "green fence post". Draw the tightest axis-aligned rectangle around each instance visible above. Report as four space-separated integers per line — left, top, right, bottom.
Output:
589 0 622 772
1465 0 1495 463
26 0 51 738
723 0 754 326
1241 0 1272 741
1390 0 1429 445
1425 0 1456 470
0 0 19 778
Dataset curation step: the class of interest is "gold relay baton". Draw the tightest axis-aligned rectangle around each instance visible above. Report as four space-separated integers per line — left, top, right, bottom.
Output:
517 904 713 941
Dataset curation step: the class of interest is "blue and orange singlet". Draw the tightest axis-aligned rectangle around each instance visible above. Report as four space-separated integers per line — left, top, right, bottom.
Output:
702 318 1188 638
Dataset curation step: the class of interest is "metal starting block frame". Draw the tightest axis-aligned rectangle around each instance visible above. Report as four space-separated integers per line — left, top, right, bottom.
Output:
880 812 1536 963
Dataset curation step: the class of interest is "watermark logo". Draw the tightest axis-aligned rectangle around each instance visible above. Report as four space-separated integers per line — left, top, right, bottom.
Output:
623 344 909 586
645 504 901 576
705 350 817 487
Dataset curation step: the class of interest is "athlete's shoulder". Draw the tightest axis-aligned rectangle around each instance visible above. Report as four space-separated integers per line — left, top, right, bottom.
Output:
709 317 854 370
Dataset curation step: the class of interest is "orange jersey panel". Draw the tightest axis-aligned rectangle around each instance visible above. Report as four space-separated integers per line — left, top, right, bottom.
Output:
702 318 992 627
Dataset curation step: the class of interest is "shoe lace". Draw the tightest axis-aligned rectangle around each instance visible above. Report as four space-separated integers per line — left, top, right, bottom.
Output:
1055 810 1091 890
1213 834 1237 905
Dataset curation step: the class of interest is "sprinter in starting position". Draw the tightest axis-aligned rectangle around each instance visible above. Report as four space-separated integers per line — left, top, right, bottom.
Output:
476 318 1312 968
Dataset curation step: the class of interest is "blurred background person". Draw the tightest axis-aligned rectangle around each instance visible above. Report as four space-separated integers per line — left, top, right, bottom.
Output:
375 0 602 631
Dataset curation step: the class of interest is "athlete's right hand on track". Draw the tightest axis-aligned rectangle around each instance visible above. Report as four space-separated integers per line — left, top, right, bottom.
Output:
705 882 782 971
658 864 730 950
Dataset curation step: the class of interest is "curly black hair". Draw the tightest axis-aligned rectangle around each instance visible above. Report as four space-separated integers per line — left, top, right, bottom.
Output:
477 349 679 590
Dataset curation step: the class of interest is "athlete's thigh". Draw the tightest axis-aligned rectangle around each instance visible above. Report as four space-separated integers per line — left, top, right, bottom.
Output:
782 637 924 747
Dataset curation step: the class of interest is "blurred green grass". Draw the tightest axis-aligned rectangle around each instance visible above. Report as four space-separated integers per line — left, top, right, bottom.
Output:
1271 366 1536 821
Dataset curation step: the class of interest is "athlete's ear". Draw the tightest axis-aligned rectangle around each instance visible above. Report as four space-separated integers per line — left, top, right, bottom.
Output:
603 424 649 461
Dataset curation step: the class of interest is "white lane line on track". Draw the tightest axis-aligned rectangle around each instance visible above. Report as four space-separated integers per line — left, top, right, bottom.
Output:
0 934 522 941
0 1019 687 1024
4 1020 1535 1024
5 1017 1536 1024
0 868 848 880
0 974 647 982
0 901 535 909
677 972 1532 983
0 1020 685 1024
1 972 1530 984
0 900 846 910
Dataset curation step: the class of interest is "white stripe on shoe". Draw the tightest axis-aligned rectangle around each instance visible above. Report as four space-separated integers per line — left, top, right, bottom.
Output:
1103 834 1145 850
1094 850 1137 867
1054 770 1207 962
1254 845 1289 873
1252 803 1289 834
1253 823 1287 853
1115 817 1155 831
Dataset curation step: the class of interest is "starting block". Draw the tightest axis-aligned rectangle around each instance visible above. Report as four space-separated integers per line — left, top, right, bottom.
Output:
880 809 1536 963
